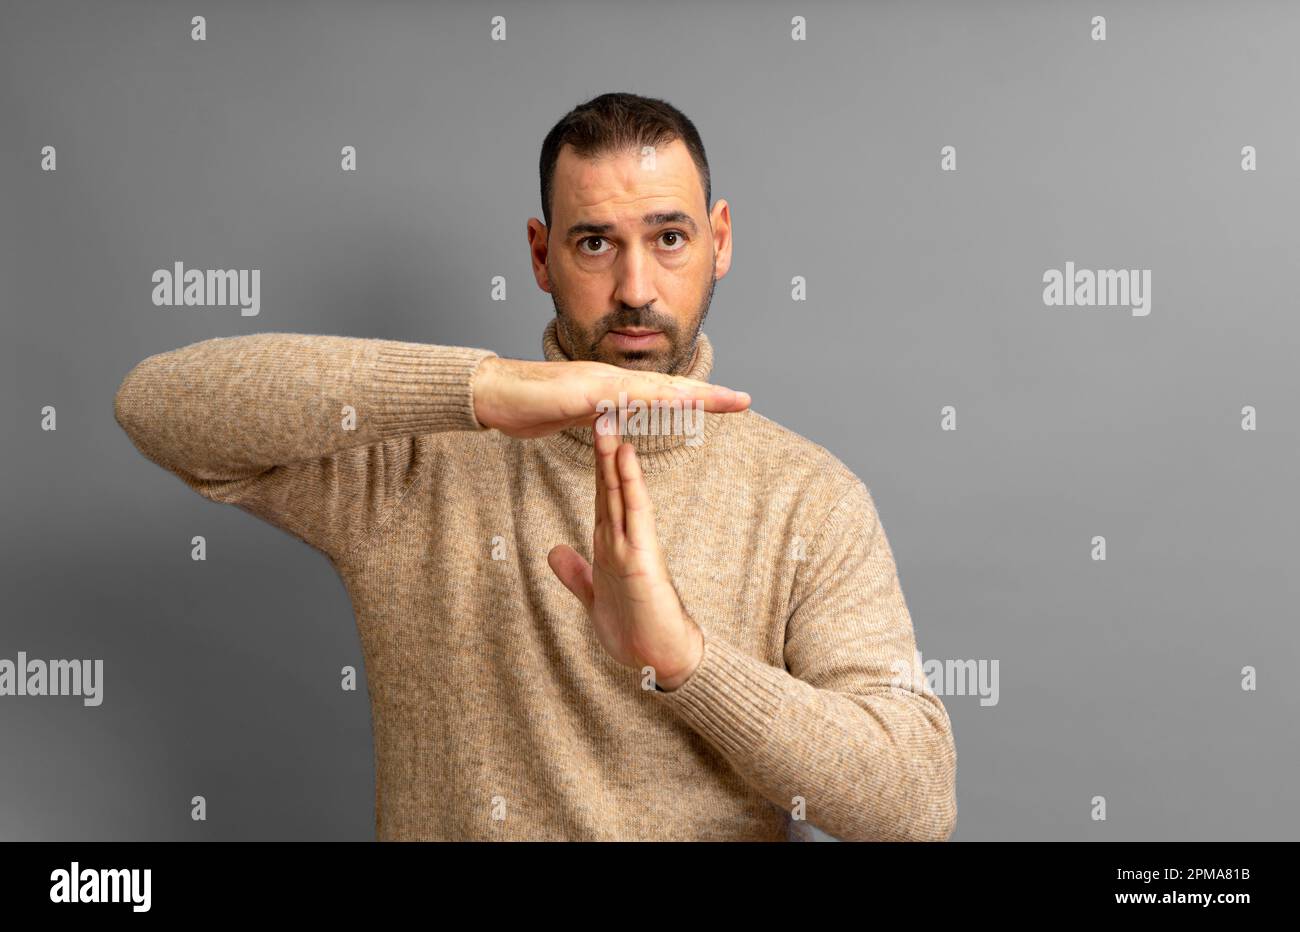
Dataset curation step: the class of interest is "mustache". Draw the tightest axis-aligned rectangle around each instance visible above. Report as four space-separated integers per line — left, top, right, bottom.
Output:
602 311 674 334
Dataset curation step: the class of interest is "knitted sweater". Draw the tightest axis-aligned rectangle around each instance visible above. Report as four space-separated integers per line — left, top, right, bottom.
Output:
112 319 957 841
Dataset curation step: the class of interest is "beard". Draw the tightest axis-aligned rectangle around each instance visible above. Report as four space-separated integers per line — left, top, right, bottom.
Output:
550 270 715 376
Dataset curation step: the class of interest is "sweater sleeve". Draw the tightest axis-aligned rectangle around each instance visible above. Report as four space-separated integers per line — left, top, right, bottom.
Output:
649 477 957 842
113 332 498 564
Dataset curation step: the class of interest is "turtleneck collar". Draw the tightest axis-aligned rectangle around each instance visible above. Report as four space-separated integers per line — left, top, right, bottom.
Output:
540 317 722 471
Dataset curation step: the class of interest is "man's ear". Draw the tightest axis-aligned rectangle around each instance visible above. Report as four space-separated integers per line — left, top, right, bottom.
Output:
527 218 554 293
709 198 733 280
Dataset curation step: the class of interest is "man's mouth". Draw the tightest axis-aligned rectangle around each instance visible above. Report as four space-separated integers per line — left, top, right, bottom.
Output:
607 328 665 348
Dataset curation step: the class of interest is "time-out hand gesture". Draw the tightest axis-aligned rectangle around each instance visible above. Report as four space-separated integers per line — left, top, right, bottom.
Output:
547 425 704 691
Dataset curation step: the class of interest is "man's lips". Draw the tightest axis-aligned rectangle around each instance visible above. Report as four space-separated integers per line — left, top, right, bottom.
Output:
606 329 664 349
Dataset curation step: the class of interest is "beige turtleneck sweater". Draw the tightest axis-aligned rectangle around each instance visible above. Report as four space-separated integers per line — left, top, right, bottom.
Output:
112 319 957 841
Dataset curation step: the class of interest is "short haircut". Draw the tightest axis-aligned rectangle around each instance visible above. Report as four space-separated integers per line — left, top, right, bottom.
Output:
538 92 711 231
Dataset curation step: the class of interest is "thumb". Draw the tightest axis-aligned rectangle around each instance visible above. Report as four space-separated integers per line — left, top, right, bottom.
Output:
547 544 595 612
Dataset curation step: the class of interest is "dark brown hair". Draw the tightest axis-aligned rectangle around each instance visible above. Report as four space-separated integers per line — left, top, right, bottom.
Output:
538 92 711 232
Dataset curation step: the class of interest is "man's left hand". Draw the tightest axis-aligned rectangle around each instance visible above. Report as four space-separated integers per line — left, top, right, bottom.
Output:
548 421 704 691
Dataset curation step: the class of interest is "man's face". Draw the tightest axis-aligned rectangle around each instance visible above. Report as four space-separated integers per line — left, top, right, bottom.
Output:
527 138 732 374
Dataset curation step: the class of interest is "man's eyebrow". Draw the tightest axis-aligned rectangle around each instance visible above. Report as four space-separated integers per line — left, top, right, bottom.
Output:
564 211 699 240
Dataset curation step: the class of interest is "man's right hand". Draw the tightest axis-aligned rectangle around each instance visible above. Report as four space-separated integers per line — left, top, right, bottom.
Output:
470 355 751 439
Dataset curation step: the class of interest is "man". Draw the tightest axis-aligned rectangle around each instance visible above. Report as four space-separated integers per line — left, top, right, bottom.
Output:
113 92 957 841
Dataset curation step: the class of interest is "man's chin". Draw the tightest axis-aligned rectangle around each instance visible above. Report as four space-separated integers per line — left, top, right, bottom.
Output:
600 349 671 372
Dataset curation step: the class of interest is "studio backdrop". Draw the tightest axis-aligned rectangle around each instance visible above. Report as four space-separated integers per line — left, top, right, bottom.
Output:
2 0 1297 840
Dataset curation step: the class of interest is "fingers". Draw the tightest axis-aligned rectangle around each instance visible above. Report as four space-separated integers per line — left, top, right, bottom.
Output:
619 373 751 413
616 441 655 551
581 366 751 419
490 358 751 440
593 416 607 529
547 544 594 612
594 424 624 536
593 420 654 551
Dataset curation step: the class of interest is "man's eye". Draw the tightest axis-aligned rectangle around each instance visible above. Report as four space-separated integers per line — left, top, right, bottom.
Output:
579 236 610 256
660 230 688 250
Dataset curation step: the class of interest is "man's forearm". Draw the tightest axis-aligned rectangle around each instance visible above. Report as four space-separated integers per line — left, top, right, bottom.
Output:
113 332 498 481
651 631 958 842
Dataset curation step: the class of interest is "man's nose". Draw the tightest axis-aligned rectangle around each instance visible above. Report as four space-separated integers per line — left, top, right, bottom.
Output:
613 245 657 309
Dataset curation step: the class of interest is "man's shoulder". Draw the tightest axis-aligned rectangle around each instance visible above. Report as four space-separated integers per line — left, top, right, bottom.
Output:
721 408 865 502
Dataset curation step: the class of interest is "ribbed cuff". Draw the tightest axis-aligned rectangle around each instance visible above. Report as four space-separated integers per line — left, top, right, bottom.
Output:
365 342 499 435
651 633 788 758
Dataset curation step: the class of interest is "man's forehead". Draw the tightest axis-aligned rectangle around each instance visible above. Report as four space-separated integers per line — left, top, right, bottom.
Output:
552 140 703 219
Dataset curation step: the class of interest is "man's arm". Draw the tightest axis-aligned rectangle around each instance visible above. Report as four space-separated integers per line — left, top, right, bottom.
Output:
114 333 749 565
113 332 498 564
650 477 957 842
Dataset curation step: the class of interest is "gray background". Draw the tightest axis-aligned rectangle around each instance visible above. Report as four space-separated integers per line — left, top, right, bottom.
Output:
2 0 1297 841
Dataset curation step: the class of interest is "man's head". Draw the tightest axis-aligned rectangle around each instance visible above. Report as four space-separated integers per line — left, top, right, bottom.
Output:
529 92 732 374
